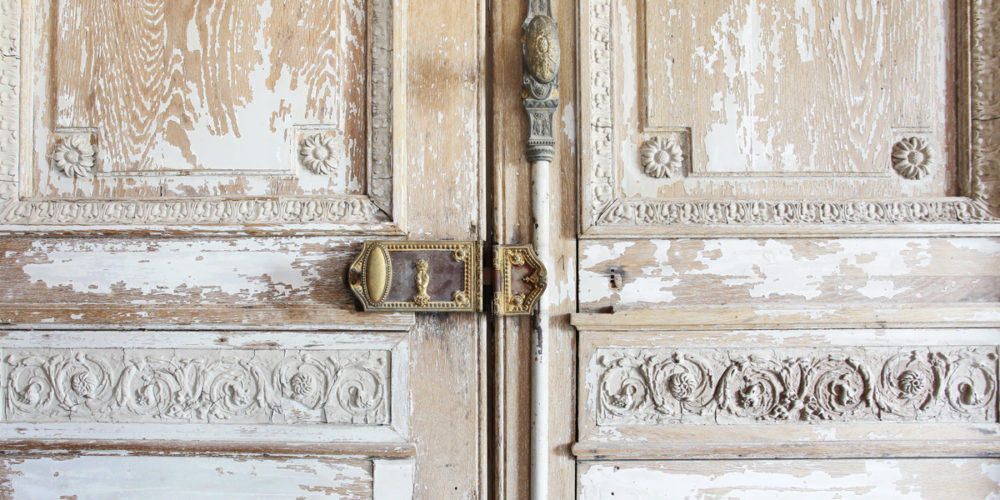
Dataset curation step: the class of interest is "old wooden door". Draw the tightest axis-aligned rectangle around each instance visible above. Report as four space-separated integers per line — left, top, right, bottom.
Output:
549 0 1000 498
0 0 488 497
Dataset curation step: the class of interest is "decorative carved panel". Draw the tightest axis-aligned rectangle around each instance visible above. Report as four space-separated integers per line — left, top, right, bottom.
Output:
592 347 998 426
580 0 1000 234
0 0 402 231
3 348 390 425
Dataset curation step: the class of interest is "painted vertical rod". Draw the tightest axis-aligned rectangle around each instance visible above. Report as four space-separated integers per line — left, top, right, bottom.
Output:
531 158 551 500
523 3 559 497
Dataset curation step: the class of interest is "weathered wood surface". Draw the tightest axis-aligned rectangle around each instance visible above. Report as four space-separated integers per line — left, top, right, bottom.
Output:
575 323 1000 456
1 0 487 497
34 0 366 199
579 238 1000 311
578 0 1000 235
578 459 1000 499
642 0 951 179
0 454 374 499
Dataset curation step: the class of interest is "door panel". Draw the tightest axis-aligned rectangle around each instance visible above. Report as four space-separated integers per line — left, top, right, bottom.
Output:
0 455 382 499
571 0 1000 497
579 459 1000 499
0 0 486 497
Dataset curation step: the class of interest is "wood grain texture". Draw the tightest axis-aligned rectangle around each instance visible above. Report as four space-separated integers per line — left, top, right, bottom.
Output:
0 454 373 499
1 0 487 497
0 0 406 231
578 0 1000 234
37 0 364 198
579 459 1000 499
643 0 951 178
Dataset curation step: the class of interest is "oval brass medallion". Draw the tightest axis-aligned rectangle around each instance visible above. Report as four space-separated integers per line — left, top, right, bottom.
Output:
366 244 391 304
525 15 559 84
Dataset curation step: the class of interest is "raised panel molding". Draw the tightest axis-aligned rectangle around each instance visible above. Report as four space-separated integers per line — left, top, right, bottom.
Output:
0 0 403 232
0 330 412 452
580 0 1000 235
593 346 998 426
4 348 390 425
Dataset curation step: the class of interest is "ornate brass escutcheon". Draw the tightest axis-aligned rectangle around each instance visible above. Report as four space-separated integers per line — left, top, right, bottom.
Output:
348 241 546 315
492 245 547 316
349 241 482 312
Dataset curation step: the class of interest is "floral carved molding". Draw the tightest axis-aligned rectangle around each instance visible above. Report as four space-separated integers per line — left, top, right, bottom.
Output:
594 347 998 426
0 0 395 227
582 0 1000 230
3 349 390 425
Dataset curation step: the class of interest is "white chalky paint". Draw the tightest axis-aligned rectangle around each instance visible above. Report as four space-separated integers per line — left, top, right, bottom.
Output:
580 461 932 500
22 239 315 299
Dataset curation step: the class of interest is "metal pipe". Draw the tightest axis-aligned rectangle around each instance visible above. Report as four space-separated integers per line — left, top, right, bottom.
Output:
530 158 551 499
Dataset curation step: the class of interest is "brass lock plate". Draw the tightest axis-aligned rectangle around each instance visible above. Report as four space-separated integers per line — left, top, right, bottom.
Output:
493 245 547 316
349 241 482 312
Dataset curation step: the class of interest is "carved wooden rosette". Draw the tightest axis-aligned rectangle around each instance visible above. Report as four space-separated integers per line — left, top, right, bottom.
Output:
348 241 482 312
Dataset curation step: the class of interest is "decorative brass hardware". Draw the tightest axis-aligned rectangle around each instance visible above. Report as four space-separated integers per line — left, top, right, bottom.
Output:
348 241 547 316
349 241 482 312
524 15 560 84
413 259 431 306
493 245 547 316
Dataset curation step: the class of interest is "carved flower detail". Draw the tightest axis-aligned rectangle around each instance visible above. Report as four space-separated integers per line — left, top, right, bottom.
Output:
640 136 684 178
70 372 97 398
289 373 315 397
53 134 96 178
897 370 925 397
667 373 695 401
298 133 340 175
891 137 931 180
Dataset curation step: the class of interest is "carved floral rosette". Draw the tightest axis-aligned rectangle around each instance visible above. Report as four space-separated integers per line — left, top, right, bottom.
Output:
3 349 389 425
593 347 998 426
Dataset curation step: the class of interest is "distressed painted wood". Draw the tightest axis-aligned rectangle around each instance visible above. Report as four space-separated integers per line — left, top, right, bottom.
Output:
574 323 1000 457
0 0 487 497
2 0 404 230
578 459 1000 499
579 238 1000 311
0 454 374 499
491 0 579 497
578 0 1000 235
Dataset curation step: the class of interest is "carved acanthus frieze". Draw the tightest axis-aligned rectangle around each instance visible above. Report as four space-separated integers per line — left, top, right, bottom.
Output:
598 199 991 225
3 349 390 425
594 347 997 426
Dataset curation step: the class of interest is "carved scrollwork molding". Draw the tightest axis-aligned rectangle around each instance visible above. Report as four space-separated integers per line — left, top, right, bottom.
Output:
3 349 390 425
593 347 998 426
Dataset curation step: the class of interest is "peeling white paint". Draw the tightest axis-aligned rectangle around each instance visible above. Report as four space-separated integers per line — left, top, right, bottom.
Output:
579 460 1000 500
21 239 315 299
